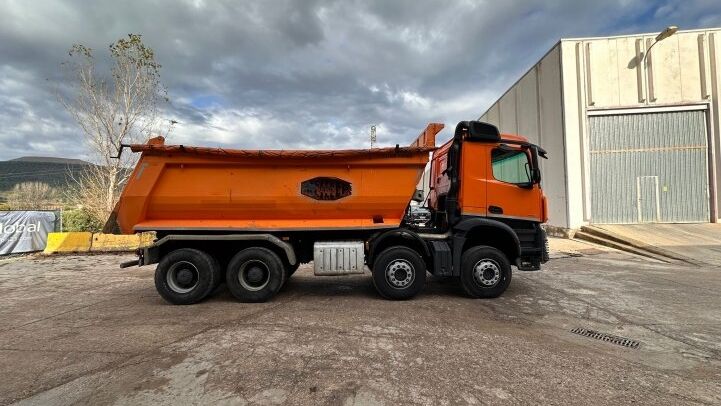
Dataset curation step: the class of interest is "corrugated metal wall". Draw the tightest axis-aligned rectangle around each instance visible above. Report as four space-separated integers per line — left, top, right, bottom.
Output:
589 110 710 223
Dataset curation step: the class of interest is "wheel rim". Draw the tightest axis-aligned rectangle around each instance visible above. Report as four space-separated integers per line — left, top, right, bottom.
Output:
385 259 415 289
472 259 501 287
238 260 271 291
166 261 200 294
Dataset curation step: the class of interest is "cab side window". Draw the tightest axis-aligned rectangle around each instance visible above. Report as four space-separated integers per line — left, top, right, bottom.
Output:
491 148 531 184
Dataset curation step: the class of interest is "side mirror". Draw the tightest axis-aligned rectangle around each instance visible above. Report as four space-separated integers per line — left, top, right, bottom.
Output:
412 189 424 203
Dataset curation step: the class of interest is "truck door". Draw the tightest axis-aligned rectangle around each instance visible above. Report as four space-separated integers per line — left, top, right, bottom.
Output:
484 146 542 221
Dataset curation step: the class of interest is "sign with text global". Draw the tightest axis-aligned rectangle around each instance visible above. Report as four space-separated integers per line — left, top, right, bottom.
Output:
0 211 56 255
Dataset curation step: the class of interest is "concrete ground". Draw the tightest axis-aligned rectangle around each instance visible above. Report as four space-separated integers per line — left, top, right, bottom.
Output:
0 240 720 405
590 224 721 267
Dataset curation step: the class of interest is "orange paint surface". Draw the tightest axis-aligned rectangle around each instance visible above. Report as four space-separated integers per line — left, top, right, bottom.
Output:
115 124 444 234
429 132 545 223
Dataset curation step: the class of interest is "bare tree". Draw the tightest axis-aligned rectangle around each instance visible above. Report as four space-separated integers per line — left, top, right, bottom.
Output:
7 182 58 209
60 34 172 224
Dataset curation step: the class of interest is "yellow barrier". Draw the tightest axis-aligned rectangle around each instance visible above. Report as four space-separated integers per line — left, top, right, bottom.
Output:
139 232 155 247
90 233 142 252
43 232 93 254
44 232 155 254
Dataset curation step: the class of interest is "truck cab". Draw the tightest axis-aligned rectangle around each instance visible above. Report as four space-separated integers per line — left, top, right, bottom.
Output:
363 121 549 300
421 121 549 277
346 121 549 300
430 133 546 223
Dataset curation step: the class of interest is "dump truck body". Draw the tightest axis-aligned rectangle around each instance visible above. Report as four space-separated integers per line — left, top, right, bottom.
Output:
114 121 548 304
115 143 434 234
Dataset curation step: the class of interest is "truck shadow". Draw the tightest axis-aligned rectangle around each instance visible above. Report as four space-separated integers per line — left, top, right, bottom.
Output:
206 272 478 302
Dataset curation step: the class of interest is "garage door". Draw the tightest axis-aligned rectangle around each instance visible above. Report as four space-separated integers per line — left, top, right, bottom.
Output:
589 110 710 224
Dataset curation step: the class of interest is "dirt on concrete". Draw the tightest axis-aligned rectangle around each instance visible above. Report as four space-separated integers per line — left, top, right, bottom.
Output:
0 240 720 405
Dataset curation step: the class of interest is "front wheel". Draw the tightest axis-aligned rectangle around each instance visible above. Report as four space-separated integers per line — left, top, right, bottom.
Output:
372 246 426 300
460 246 512 298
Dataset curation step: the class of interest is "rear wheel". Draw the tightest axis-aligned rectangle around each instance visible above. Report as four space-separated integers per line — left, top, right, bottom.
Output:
460 246 512 298
372 246 426 300
226 247 285 302
154 248 219 305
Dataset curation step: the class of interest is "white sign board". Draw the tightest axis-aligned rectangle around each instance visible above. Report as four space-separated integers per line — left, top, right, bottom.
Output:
0 211 56 255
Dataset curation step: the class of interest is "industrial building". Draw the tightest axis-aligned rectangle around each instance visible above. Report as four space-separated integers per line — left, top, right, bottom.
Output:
479 27 721 232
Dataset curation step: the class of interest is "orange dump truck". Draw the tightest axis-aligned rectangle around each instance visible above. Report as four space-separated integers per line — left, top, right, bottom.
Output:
110 121 548 304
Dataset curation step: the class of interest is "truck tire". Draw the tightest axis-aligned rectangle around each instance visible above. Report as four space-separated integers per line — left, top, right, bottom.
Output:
460 246 512 298
372 246 426 300
154 248 219 305
226 247 285 302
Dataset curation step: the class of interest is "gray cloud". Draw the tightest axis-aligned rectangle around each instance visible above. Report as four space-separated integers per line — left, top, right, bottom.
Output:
1 0 720 160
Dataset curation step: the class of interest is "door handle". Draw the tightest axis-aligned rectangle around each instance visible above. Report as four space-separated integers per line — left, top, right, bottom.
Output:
489 206 503 214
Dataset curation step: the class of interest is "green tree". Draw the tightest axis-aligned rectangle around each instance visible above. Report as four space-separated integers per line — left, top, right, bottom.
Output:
62 209 105 233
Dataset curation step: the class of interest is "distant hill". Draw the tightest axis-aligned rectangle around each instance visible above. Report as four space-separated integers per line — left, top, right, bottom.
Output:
10 156 90 165
0 157 90 197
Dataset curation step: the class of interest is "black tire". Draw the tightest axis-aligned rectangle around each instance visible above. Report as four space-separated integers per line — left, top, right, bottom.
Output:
460 246 512 298
372 246 426 300
226 247 285 302
154 248 219 305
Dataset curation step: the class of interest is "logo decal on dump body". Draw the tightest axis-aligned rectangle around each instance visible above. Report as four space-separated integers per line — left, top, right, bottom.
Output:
301 177 352 201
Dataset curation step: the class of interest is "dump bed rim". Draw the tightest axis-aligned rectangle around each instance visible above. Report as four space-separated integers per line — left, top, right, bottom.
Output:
129 144 436 159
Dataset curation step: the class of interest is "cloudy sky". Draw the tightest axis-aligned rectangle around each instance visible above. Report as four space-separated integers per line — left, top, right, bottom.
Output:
1 0 720 161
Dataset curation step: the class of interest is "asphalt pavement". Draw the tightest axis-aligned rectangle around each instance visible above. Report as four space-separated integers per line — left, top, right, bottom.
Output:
0 240 719 405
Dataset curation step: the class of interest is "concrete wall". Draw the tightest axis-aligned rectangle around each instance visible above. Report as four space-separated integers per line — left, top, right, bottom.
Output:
712 32 721 222
560 28 721 226
481 27 721 229
480 44 569 228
